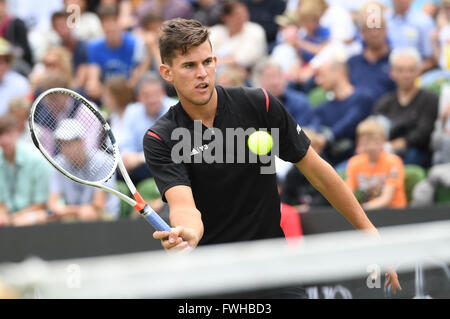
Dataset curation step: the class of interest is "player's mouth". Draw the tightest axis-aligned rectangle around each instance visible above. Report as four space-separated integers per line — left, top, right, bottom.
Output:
195 82 209 92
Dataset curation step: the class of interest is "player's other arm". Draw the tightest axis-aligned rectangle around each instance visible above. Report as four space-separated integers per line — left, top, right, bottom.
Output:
153 185 204 251
295 147 378 235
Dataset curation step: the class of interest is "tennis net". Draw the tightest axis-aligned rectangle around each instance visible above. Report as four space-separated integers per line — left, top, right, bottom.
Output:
1 220 450 299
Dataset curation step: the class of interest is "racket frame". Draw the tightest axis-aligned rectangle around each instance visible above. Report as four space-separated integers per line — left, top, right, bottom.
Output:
29 88 171 231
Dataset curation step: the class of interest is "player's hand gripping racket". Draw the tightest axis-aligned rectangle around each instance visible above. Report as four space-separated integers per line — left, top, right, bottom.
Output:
28 87 171 232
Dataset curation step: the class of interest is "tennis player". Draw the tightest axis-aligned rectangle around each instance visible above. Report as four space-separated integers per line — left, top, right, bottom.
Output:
143 18 401 297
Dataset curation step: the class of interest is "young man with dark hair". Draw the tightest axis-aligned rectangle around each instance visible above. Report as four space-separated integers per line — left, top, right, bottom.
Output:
144 18 401 297
85 5 145 99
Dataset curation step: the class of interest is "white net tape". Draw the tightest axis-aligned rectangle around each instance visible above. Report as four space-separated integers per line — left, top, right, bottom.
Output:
1 220 450 298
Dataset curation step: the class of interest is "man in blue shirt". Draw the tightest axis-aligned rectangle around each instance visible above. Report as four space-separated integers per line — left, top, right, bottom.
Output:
253 58 315 127
348 9 395 108
385 0 436 72
311 54 374 166
86 5 145 99
120 72 177 185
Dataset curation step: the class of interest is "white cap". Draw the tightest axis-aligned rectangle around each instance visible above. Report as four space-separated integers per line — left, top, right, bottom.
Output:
54 119 84 141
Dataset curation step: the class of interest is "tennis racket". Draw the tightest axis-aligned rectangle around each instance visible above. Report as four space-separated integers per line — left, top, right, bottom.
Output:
28 87 171 232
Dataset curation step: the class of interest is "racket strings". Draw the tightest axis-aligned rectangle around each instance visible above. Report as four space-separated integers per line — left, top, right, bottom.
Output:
32 91 116 183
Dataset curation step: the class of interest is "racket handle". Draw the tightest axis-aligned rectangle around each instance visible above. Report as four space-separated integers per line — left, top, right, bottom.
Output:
140 205 171 232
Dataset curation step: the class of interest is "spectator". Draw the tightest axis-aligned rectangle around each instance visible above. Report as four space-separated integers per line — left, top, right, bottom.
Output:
385 0 436 72
132 12 164 83
309 45 374 166
271 10 302 75
346 119 407 210
98 0 138 31
373 48 439 167
411 0 439 16
0 114 51 227
32 72 102 156
137 0 193 21
252 58 315 127
216 65 246 87
242 0 286 46
0 37 30 115
209 0 267 71
29 46 74 95
348 2 396 107
120 72 176 185
47 119 119 221
64 0 104 41
8 98 32 146
192 0 224 27
411 103 450 206
50 11 89 90
0 0 33 74
85 5 145 100
294 0 330 63
102 75 135 146
422 0 450 86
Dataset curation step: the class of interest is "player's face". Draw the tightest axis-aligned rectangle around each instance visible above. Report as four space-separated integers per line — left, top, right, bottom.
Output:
161 41 217 107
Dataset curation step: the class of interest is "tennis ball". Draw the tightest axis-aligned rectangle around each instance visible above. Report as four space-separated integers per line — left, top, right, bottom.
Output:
248 131 273 155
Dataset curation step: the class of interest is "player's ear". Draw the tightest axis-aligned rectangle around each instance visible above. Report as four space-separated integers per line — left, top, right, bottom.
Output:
159 63 173 83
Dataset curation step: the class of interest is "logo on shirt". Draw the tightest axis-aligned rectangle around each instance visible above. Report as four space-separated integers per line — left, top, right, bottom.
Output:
171 120 279 174
190 144 209 156
297 124 302 135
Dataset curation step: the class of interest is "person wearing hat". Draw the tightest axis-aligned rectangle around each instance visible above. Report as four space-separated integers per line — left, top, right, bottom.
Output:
47 119 120 221
0 114 51 227
0 37 30 116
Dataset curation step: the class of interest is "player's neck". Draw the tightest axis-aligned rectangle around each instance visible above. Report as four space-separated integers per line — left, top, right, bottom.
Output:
180 88 218 128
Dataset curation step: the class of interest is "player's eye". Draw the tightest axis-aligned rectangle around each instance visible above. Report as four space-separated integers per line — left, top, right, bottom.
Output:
184 63 194 69
204 58 213 65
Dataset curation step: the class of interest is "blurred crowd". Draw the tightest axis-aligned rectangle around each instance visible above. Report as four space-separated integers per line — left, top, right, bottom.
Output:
0 0 450 228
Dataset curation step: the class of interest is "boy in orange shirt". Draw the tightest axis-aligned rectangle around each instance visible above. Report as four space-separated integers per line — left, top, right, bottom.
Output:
346 119 407 210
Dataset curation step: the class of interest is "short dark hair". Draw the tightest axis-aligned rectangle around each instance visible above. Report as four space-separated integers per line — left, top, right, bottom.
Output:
0 114 18 135
96 5 119 21
159 18 210 65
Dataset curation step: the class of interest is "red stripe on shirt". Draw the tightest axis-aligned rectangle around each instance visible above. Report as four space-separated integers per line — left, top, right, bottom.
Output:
262 88 269 112
147 131 162 141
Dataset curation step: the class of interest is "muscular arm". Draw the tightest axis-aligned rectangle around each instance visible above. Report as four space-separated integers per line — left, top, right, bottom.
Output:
295 147 378 234
153 185 204 250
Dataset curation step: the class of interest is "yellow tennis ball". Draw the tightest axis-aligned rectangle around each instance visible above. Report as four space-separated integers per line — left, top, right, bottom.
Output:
248 131 273 155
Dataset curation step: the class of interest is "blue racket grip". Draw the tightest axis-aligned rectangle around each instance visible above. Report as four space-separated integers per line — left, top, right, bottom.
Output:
140 205 171 232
